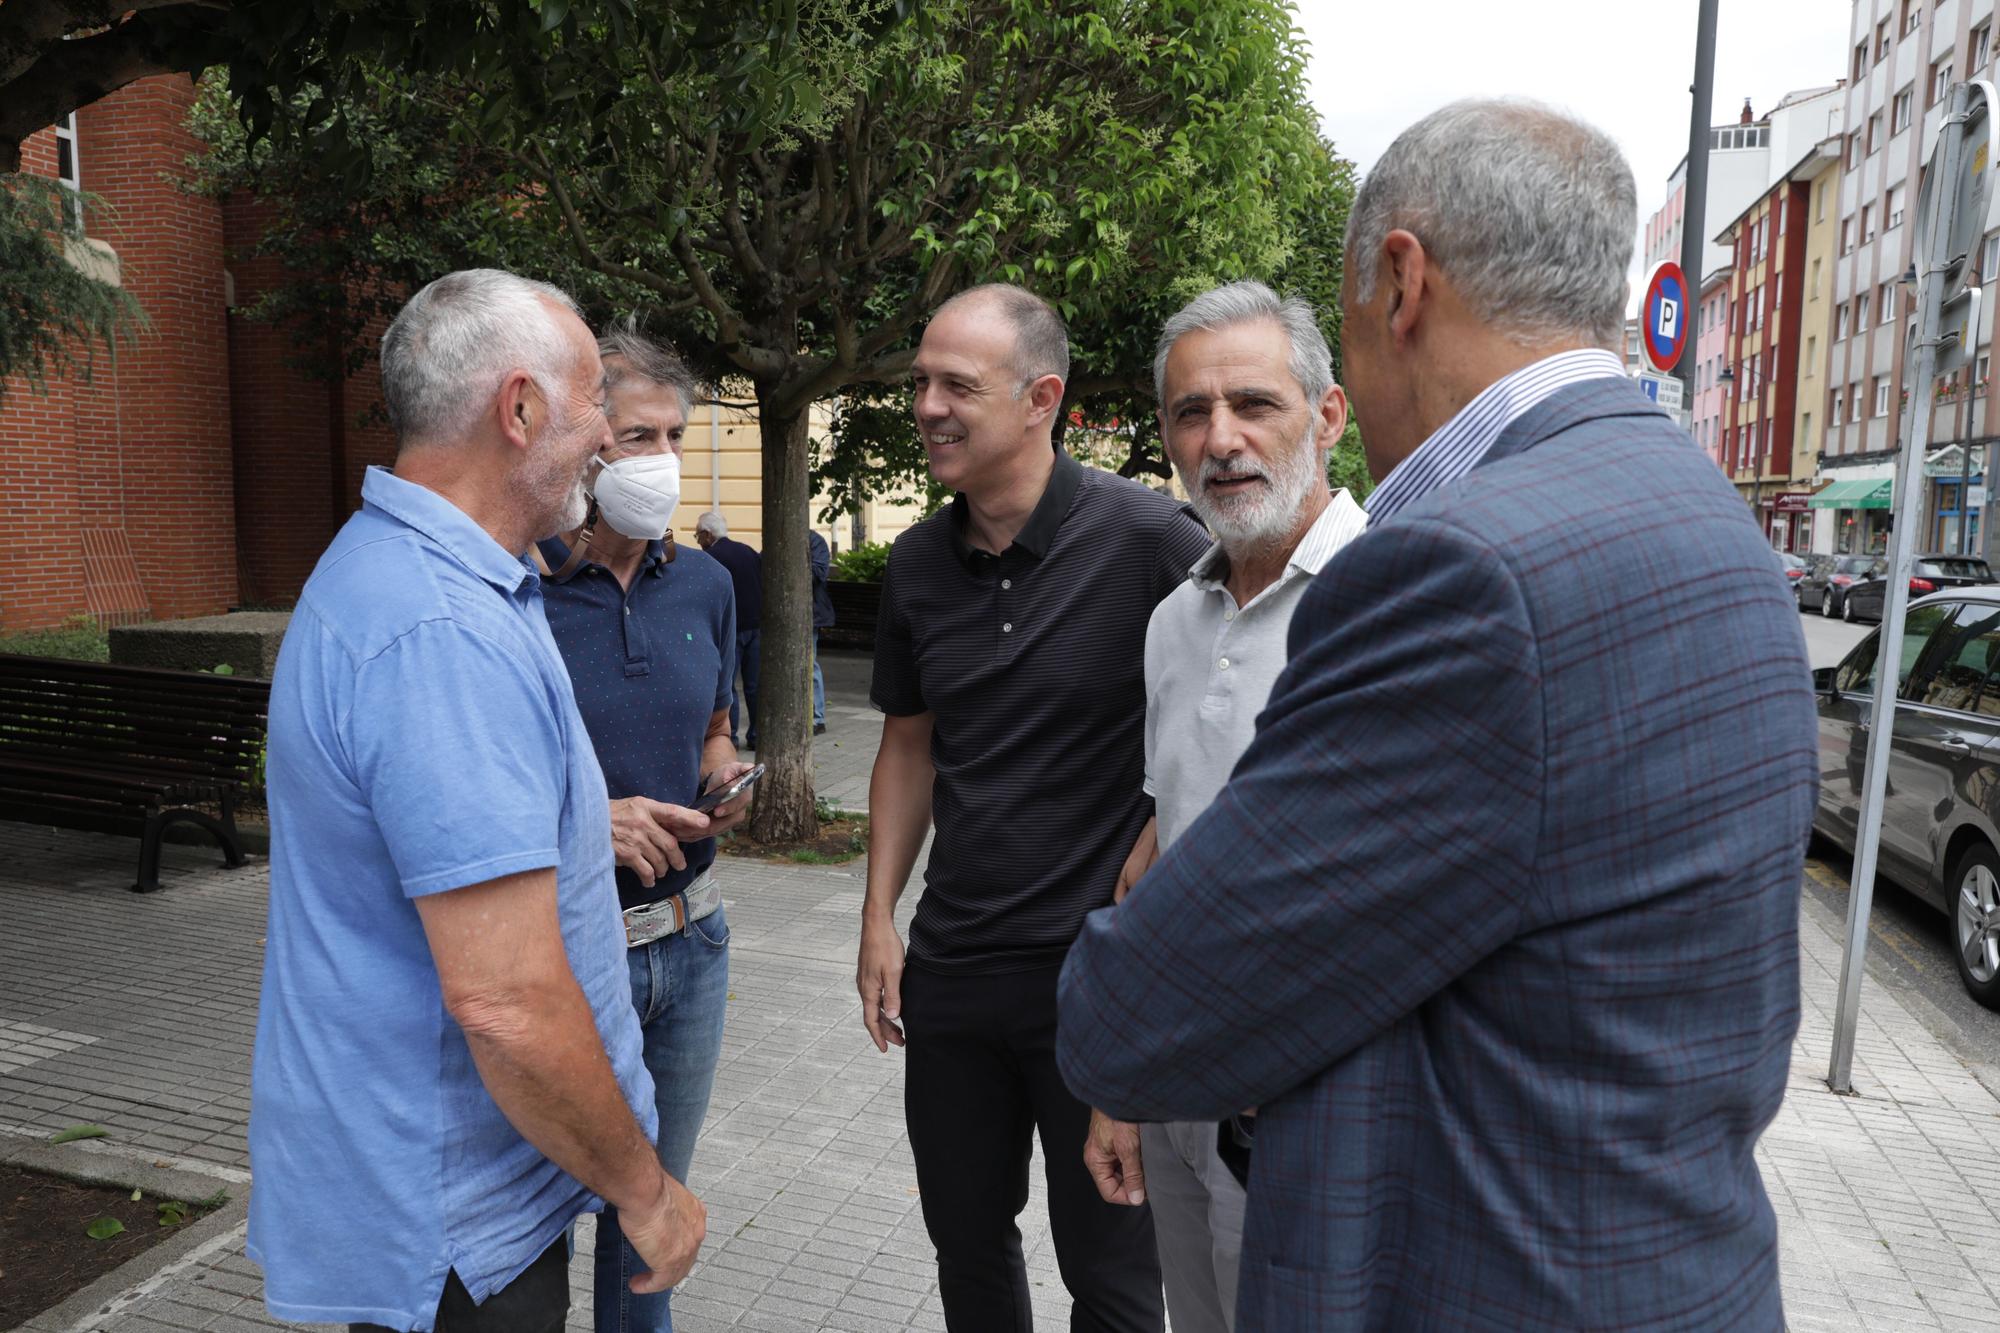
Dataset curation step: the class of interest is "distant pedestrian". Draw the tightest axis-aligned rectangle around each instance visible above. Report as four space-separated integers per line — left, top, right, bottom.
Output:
808 527 835 735
695 511 762 748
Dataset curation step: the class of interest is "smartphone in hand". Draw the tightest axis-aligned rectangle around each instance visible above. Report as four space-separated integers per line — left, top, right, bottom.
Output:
690 763 766 814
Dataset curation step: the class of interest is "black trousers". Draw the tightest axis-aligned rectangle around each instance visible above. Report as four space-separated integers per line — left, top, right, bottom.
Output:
902 961 1164 1333
349 1235 568 1333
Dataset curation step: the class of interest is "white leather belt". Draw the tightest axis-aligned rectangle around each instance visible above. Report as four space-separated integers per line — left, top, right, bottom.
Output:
622 871 721 948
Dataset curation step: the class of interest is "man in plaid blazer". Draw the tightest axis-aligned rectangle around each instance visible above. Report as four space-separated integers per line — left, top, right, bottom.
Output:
1056 99 1818 1331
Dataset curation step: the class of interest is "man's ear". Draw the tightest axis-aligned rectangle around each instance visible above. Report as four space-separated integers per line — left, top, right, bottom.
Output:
1382 229 1428 344
1317 383 1350 445
1023 373 1066 429
497 370 540 451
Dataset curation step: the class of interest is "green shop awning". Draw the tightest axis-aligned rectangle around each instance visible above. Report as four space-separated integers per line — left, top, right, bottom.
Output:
1809 479 1893 509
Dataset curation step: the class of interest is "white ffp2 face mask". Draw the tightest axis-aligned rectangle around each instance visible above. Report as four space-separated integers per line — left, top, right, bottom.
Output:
591 451 682 539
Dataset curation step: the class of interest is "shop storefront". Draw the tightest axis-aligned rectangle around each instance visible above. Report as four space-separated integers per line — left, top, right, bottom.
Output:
1809 476 1892 555
1762 493 1813 552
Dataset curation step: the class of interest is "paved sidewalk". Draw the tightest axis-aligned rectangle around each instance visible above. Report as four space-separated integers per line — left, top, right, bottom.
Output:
9 809 2000 1329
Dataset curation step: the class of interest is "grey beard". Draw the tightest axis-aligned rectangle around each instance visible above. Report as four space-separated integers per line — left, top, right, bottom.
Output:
1187 423 1321 549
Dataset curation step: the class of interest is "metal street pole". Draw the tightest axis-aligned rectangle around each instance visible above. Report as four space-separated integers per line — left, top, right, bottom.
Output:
1675 0 1720 405
1828 84 1981 1093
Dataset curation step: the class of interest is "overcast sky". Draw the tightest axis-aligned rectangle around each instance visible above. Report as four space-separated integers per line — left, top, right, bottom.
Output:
1300 0 1855 312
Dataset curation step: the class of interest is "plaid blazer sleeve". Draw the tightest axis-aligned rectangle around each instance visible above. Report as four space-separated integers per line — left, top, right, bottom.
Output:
1057 513 1547 1122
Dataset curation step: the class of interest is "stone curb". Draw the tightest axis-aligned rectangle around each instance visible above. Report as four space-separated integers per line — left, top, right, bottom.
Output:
2 1135 249 1333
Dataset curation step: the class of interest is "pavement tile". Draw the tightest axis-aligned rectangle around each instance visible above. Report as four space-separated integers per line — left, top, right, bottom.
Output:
15 711 2000 1332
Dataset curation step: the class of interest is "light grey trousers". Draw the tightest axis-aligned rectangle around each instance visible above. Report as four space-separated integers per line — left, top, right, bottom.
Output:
1140 1119 1246 1333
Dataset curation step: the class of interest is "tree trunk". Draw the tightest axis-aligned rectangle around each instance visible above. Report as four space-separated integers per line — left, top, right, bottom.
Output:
747 389 821 843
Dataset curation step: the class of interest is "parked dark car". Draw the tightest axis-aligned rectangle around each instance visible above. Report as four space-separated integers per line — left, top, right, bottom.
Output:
1777 552 1810 589
1798 553 1882 617
1842 554 1996 623
1814 586 2000 1007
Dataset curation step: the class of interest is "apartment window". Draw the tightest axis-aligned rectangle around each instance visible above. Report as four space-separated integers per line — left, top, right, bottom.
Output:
53 113 80 235
1878 19 1892 60
1806 336 1817 375
1848 131 1864 169
1818 180 1830 222
1983 232 2000 282
1836 302 1850 338
1869 110 1885 155
1812 256 1823 296
1834 388 1848 423
1904 0 1921 35
1803 413 1814 452
1857 291 1871 327
1978 23 1994 70
1841 217 1854 254
1881 282 1896 324
1856 41 1871 80
1933 58 1956 107
1876 379 1892 417
1983 354 1994 385
1863 204 1877 243
1855 384 1868 422
1893 86 1915 136
1890 184 1908 230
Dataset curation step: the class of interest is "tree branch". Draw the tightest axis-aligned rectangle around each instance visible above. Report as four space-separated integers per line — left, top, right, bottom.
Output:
0 4 228 167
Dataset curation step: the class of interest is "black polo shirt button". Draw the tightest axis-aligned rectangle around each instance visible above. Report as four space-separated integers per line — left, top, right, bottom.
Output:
1002 622 1013 633
1001 578 1012 589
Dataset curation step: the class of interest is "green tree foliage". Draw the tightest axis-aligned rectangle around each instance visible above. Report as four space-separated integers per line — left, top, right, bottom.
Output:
0 176 144 397
198 0 1351 838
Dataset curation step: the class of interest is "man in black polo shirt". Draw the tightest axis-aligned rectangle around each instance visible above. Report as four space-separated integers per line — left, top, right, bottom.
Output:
858 284 1210 1332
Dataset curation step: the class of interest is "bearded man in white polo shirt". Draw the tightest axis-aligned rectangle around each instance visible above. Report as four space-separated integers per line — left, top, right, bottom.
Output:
1080 280 1366 1333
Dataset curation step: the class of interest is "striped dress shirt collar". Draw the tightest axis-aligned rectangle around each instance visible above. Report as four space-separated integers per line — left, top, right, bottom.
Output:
1363 348 1628 524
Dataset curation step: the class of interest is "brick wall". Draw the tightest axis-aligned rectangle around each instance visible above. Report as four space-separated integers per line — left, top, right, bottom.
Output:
0 76 238 633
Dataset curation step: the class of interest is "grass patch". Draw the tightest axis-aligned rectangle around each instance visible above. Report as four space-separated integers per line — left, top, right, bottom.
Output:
721 809 870 865
0 614 110 662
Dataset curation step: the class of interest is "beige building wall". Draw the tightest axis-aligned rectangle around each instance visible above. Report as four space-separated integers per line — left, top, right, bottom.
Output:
677 401 931 559
1793 163 1841 485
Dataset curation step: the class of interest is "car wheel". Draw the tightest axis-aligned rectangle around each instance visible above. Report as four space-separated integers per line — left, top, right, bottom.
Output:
1843 595 1858 623
1823 589 1837 617
1951 843 2000 1011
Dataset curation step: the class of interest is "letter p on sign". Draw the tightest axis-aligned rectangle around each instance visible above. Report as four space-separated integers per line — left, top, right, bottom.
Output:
1655 297 1680 343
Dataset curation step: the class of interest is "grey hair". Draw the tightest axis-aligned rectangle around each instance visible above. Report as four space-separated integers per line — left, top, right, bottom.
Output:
1152 280 1334 410
1344 99 1636 348
599 321 700 416
695 510 728 539
380 268 583 445
934 283 1071 392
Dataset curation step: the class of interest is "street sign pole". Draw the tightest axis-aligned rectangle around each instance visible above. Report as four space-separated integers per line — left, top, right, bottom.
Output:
1675 0 1719 403
1829 81 1996 1093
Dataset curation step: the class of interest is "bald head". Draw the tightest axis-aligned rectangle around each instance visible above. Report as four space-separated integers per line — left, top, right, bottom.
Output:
932 284 1071 394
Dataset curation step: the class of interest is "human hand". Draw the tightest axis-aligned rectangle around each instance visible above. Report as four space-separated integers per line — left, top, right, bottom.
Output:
1113 816 1158 904
610 797 708 886
857 914 906 1052
1084 1108 1146 1206
701 762 757 836
620 1167 707 1293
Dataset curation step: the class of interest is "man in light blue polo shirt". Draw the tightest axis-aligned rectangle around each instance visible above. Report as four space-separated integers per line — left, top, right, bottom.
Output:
249 269 706 1332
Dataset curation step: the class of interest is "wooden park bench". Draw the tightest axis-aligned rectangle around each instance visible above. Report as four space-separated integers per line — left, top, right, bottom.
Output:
0 655 269 893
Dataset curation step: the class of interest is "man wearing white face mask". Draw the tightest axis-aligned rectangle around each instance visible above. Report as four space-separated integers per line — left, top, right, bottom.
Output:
536 328 756 1333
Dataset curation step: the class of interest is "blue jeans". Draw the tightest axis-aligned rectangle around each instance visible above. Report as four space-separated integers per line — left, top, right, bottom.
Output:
592 904 731 1333
730 629 761 746
811 631 824 725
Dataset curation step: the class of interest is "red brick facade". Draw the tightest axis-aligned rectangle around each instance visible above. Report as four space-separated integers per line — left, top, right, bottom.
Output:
0 75 394 633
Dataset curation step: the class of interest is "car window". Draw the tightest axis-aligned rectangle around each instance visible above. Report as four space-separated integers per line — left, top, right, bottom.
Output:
1915 558 1994 579
1837 602 1956 696
1838 556 1877 574
1920 605 2000 715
